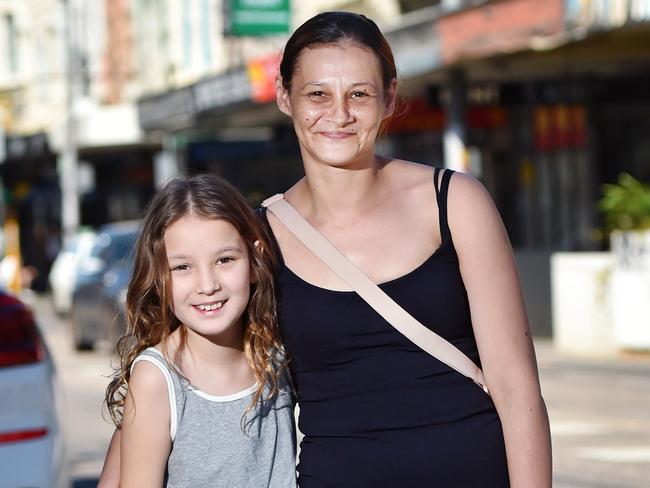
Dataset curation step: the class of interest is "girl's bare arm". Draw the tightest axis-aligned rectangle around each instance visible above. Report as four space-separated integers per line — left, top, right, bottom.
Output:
119 361 172 488
97 428 121 488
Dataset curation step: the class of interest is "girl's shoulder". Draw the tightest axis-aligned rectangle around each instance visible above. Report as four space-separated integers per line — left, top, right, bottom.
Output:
129 350 172 401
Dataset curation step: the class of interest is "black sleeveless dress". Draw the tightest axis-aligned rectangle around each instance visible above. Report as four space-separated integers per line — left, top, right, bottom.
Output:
266 168 509 487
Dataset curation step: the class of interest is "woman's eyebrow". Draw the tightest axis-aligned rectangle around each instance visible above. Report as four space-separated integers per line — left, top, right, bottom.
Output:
300 81 377 90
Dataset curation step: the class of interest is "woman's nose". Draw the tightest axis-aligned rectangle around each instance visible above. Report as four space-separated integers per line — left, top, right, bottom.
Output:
329 95 353 126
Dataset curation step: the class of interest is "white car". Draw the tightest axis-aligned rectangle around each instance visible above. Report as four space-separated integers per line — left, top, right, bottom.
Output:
48 229 96 315
0 289 67 488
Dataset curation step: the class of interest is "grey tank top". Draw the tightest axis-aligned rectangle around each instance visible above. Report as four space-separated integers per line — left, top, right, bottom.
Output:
133 347 297 488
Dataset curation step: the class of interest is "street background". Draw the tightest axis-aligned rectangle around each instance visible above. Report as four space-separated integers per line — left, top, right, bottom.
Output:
26 291 650 488
2 1 650 487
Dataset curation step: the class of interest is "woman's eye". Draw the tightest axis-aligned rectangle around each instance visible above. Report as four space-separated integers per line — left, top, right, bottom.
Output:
351 91 370 99
307 90 326 99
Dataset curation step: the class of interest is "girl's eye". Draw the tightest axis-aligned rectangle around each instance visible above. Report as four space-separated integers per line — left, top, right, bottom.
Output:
171 264 189 272
217 257 234 265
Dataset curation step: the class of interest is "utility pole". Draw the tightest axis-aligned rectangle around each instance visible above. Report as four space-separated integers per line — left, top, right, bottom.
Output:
59 0 80 244
443 68 468 172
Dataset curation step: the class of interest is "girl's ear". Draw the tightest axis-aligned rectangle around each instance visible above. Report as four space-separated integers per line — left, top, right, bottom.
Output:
382 78 398 119
276 76 292 117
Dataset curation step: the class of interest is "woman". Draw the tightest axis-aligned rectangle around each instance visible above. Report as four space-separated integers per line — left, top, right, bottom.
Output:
100 11 551 487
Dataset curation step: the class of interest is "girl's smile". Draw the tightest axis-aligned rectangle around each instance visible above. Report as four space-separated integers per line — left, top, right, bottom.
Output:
193 300 225 313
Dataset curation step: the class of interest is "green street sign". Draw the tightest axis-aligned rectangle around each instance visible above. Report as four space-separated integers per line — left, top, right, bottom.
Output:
228 0 291 36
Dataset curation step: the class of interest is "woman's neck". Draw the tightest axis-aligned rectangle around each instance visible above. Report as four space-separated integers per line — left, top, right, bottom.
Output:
294 154 390 223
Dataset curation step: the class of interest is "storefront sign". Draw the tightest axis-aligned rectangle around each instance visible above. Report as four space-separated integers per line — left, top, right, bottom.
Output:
534 104 587 151
138 69 251 131
226 0 291 36
193 70 251 112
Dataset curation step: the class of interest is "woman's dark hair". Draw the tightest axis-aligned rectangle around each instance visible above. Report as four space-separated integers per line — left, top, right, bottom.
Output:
279 11 397 92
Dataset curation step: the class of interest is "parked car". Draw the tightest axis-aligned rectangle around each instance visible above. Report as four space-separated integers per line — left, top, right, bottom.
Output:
48 228 97 315
0 288 67 488
71 221 139 351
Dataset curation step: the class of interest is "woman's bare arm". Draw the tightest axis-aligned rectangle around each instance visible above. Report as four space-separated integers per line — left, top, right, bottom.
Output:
448 171 552 487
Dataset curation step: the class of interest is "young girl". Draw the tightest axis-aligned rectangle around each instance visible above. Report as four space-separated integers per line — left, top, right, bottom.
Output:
104 174 296 488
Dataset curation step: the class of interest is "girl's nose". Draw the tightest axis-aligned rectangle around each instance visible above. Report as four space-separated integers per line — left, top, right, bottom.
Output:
196 269 220 295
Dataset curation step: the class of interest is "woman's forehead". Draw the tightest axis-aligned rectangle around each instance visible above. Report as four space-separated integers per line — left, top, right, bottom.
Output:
292 43 382 79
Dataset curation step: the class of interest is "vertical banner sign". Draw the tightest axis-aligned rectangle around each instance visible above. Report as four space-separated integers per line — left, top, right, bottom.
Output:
228 0 291 36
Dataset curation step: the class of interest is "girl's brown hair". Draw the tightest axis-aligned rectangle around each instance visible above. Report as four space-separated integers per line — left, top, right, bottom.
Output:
105 173 284 426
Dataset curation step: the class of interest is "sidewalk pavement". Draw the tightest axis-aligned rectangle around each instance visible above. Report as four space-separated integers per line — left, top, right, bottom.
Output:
25 290 650 488
534 338 650 488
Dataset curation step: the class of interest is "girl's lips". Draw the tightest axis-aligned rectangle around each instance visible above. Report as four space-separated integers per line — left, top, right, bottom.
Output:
192 300 226 314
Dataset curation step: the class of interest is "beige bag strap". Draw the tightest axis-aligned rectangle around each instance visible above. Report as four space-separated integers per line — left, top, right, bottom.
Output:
262 193 489 395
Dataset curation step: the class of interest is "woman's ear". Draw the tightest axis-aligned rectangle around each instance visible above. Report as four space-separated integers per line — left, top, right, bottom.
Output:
383 78 398 119
276 76 292 117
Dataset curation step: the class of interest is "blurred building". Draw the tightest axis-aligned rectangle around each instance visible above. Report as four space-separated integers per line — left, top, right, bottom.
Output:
0 0 65 290
131 0 650 335
1 0 649 318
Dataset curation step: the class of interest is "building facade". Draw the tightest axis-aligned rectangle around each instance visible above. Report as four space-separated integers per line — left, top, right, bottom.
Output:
1 0 649 322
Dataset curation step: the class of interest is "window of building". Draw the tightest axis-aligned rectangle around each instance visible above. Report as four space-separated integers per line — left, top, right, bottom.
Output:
201 0 212 66
183 0 193 68
5 13 18 73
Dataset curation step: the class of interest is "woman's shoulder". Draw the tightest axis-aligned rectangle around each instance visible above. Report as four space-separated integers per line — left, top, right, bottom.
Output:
444 169 494 211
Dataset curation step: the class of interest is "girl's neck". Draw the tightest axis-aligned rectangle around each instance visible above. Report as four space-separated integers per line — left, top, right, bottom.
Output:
296 154 389 223
167 326 255 395
182 325 245 367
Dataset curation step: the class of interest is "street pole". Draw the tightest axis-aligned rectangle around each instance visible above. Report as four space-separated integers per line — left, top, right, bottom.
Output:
443 68 468 172
59 0 80 245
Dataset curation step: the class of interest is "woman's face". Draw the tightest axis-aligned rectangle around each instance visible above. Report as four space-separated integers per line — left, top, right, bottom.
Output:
277 42 396 169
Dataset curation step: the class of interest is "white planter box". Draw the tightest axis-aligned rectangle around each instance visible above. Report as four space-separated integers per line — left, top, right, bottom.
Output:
610 230 650 350
551 252 615 355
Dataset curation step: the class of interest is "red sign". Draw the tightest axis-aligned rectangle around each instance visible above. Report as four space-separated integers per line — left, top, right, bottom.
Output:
247 53 280 104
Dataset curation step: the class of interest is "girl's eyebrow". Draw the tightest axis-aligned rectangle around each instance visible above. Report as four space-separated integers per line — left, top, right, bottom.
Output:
167 246 243 260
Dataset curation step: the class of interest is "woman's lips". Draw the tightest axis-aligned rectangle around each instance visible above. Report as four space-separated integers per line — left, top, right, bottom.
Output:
319 131 355 139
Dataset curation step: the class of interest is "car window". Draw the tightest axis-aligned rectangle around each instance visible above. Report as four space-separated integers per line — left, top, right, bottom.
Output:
111 232 138 263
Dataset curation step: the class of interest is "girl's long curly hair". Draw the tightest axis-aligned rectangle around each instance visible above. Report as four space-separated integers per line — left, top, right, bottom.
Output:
105 174 284 426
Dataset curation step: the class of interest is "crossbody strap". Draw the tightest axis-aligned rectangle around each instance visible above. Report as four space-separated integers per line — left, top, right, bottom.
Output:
262 193 489 395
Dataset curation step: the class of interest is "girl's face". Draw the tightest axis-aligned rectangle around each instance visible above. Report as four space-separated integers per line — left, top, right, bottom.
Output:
164 214 252 343
277 42 396 169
